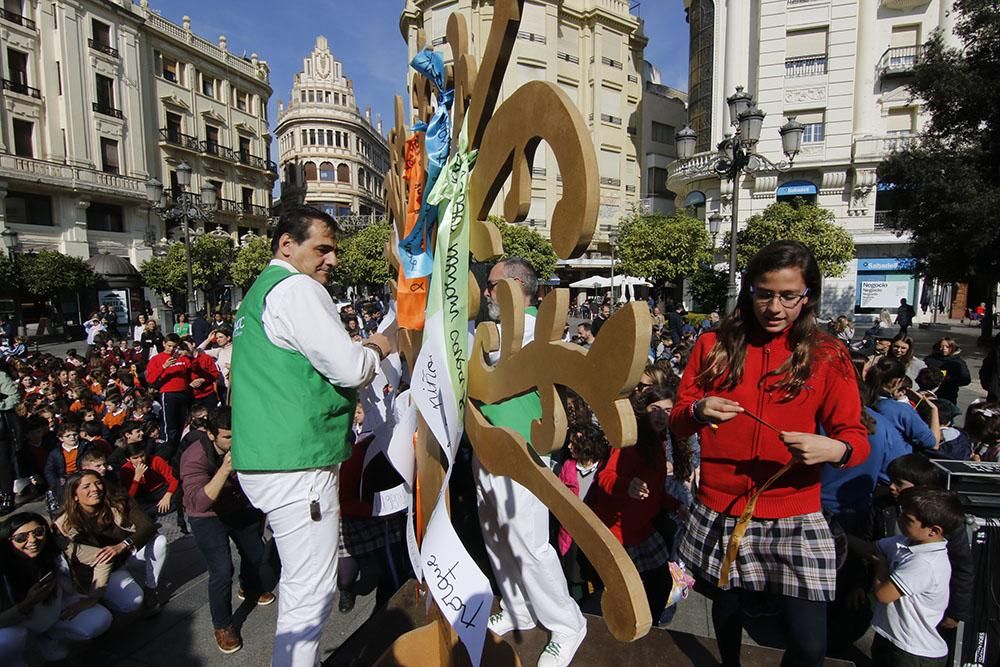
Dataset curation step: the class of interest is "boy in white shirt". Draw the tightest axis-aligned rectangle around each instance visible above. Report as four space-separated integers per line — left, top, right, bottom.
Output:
871 486 965 666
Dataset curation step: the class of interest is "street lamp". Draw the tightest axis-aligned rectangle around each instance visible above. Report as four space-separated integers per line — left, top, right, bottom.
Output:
602 225 618 308
674 86 804 312
146 160 217 316
708 211 723 243
1 228 23 336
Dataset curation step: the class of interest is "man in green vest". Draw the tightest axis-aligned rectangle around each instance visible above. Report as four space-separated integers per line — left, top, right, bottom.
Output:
232 205 392 666
477 258 587 667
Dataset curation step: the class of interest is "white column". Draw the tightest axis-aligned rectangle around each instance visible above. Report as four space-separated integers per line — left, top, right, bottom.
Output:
852 0 879 137
723 0 751 126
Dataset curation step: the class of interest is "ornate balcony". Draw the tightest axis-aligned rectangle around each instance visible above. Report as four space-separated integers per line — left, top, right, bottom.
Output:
2 79 40 99
878 46 923 78
93 102 123 119
159 128 201 152
0 8 34 30
88 39 119 58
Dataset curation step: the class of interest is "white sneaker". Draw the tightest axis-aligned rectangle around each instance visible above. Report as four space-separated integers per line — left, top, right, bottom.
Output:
537 625 587 667
487 608 535 636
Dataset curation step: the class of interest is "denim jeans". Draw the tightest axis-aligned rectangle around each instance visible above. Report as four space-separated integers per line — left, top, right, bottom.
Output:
188 511 275 630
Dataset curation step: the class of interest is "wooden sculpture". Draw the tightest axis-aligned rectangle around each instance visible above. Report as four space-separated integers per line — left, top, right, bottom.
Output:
377 1 651 664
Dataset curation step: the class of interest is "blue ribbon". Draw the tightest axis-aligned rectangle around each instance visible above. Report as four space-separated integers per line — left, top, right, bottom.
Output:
399 49 453 279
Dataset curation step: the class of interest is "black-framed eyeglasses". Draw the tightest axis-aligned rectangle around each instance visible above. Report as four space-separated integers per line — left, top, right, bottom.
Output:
750 286 810 308
11 526 46 544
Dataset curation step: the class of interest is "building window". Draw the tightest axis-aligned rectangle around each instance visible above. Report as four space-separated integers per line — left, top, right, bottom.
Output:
319 161 336 181
304 162 318 180
5 191 52 225
795 110 825 143
326 130 333 145
205 124 220 153
241 187 253 212
91 18 112 49
785 27 828 77
95 74 115 111
100 137 119 174
201 72 216 98
158 52 182 85
886 107 915 136
687 0 715 153
317 130 325 146
651 121 675 145
165 112 182 141
300 129 307 146
234 89 248 111
6 47 28 86
336 163 350 183
335 132 342 148
309 129 316 145
11 119 32 157
86 202 124 232
648 167 671 197
208 180 223 207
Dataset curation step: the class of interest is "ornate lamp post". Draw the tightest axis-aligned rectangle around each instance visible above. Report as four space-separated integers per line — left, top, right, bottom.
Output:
674 86 805 312
145 160 217 316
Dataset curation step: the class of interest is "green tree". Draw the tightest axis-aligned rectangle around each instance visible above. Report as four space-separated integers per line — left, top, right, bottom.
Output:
332 220 392 289
138 235 236 309
689 265 729 313
615 209 713 294
877 0 1000 340
488 216 559 279
723 200 855 277
231 235 272 289
20 251 97 319
0 255 16 288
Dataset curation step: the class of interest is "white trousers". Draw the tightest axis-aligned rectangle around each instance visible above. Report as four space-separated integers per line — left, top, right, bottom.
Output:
239 467 340 667
474 458 585 637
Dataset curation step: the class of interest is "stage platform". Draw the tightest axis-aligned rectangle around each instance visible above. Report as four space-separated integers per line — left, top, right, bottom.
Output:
330 580 856 666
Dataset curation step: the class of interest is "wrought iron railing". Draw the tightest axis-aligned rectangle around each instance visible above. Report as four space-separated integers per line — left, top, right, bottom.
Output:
88 39 119 58
2 79 40 98
93 102 123 119
0 8 34 29
159 128 201 151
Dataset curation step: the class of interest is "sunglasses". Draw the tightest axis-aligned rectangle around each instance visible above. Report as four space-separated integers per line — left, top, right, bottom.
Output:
12 526 46 544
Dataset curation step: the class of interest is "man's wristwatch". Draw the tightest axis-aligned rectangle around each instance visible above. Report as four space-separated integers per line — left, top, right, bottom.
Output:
834 441 853 468
121 538 136 555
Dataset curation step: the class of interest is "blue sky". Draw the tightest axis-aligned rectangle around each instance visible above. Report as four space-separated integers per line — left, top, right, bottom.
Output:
148 0 689 148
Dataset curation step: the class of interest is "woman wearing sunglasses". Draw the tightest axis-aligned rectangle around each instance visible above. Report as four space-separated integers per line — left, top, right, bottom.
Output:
0 512 112 664
54 470 168 615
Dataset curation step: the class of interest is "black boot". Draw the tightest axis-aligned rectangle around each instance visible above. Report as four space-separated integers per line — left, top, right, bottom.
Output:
338 588 356 613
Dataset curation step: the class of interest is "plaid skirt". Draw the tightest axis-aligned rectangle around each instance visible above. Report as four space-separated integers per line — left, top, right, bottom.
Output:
625 529 670 573
338 514 405 558
679 502 837 602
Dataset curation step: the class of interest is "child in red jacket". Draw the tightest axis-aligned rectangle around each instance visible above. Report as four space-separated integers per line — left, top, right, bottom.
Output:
120 441 178 519
588 385 683 622
669 241 869 667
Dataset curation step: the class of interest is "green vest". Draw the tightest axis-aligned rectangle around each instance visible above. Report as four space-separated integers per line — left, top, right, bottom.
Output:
231 264 356 471
478 307 543 443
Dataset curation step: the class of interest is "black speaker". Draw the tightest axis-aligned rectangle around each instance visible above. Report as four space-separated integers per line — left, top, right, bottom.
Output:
955 524 1000 666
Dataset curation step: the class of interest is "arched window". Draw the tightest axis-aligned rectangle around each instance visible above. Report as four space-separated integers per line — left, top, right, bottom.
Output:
684 190 706 219
358 166 365 189
304 162 318 181
337 163 350 183
319 161 336 181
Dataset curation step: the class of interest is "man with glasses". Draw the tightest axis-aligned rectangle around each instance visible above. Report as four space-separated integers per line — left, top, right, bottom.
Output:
478 258 588 667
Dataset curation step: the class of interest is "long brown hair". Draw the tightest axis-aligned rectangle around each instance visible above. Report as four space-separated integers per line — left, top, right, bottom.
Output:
60 470 131 538
637 386 693 481
695 240 840 400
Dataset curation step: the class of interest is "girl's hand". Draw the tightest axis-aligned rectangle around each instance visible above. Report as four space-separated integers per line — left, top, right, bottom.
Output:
93 543 125 565
780 432 849 465
695 397 743 424
627 477 650 500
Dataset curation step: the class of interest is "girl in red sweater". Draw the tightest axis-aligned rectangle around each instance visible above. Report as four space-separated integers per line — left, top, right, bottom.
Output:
589 385 685 622
669 241 869 667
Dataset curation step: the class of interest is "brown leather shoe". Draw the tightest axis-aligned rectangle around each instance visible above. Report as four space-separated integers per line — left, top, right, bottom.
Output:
237 589 276 606
214 626 242 654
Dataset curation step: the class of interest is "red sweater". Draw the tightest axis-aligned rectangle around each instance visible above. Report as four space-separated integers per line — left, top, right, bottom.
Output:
587 443 679 546
120 455 179 498
670 328 869 519
145 353 191 393
188 352 220 400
